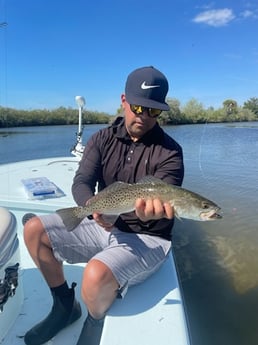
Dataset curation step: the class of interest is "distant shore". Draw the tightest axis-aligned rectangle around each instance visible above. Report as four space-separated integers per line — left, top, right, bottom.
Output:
1 97 258 128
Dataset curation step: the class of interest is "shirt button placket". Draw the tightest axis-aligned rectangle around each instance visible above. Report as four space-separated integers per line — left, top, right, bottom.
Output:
127 148 134 163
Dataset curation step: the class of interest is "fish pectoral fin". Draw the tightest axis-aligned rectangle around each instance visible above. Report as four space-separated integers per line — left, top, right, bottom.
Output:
101 214 119 224
56 207 85 232
174 210 182 221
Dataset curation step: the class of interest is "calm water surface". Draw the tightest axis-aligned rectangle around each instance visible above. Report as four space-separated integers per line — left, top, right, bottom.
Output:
1 122 258 345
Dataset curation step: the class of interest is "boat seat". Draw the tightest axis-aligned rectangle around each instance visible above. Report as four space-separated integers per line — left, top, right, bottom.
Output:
0 207 23 340
100 252 190 345
0 207 18 268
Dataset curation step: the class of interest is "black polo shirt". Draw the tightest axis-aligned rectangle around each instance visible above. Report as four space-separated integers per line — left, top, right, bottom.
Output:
72 117 184 240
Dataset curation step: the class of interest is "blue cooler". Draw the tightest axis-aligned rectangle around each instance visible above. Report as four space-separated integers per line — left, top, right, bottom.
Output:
0 207 23 341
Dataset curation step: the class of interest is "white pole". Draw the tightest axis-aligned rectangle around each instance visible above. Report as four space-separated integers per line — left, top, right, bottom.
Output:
75 96 85 144
78 105 82 143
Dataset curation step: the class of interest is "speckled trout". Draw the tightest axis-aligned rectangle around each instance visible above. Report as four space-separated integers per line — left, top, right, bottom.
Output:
56 176 222 232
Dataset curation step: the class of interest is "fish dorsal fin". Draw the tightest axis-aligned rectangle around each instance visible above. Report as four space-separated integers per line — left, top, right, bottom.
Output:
105 181 128 190
98 181 129 193
137 175 165 185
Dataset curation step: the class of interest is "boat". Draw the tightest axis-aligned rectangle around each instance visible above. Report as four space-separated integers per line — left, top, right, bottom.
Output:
0 98 191 345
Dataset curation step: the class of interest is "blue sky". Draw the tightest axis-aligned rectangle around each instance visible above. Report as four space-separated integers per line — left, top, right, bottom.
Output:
0 0 257 114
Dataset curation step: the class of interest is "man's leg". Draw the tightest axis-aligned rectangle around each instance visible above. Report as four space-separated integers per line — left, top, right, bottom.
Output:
76 259 119 345
23 216 81 345
24 216 64 286
82 259 119 319
75 228 171 344
76 229 171 345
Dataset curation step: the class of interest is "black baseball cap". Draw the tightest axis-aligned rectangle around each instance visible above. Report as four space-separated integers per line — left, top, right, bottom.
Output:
125 66 170 111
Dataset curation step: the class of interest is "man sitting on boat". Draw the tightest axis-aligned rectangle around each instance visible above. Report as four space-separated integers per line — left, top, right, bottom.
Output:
23 66 184 345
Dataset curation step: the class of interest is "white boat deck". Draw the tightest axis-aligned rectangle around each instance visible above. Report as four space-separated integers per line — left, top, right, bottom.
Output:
0 157 190 345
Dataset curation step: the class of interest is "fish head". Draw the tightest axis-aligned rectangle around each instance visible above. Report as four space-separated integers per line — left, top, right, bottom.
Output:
198 200 222 221
174 192 222 221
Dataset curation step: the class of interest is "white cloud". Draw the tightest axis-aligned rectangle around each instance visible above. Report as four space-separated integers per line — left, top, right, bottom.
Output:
241 10 253 18
240 9 258 19
193 8 235 27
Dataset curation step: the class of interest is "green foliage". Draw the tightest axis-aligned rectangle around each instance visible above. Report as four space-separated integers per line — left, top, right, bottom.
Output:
223 99 238 114
158 97 257 125
181 98 207 123
243 97 258 117
160 98 185 125
0 106 111 127
1 96 257 128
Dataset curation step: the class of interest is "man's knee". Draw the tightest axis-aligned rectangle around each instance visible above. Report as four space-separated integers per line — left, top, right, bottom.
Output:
23 216 47 245
83 260 115 285
81 259 118 318
82 259 118 296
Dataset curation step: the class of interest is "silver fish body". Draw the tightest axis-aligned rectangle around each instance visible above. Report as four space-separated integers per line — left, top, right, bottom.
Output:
56 176 222 232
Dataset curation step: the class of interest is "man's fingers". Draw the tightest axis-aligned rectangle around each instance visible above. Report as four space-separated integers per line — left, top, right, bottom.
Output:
163 202 174 219
135 198 174 221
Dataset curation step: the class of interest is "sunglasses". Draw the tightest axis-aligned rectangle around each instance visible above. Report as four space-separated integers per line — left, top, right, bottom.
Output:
130 104 162 118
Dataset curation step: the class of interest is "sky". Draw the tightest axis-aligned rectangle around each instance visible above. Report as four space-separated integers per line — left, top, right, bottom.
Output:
0 0 257 114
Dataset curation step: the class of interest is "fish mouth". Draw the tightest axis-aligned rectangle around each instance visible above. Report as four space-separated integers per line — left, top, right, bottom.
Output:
200 208 222 221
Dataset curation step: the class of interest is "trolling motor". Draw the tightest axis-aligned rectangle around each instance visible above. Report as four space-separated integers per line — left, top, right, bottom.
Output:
71 96 86 158
0 263 19 312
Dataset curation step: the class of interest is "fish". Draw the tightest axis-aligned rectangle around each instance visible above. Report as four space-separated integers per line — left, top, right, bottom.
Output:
56 176 222 232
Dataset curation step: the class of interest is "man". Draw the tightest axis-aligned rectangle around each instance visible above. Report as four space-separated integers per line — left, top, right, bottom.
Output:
23 66 184 345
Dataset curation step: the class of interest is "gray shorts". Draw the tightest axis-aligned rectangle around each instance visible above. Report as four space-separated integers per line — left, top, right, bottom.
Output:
39 214 171 297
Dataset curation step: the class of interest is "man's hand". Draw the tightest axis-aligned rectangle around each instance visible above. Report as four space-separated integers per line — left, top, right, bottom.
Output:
135 198 174 222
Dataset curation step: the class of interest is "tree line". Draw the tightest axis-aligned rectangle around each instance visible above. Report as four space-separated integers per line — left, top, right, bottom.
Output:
0 107 110 127
0 97 258 128
160 97 258 125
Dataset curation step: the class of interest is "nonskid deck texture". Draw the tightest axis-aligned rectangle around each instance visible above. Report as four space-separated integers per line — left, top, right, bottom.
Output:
0 158 190 345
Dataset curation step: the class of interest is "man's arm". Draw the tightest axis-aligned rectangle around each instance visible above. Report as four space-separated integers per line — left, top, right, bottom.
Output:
72 134 101 206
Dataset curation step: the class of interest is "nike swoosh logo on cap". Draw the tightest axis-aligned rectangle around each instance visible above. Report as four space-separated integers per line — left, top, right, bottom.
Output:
141 81 160 89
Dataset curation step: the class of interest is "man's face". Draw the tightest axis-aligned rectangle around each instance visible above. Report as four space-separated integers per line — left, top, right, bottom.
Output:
121 94 158 141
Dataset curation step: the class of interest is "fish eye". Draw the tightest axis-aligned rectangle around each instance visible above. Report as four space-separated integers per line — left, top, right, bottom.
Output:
202 202 210 209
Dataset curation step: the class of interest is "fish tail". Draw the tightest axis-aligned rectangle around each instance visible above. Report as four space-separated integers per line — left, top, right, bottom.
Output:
56 207 85 232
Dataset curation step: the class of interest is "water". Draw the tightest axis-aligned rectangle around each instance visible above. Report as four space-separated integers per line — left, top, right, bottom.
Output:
1 122 258 345
0 124 106 163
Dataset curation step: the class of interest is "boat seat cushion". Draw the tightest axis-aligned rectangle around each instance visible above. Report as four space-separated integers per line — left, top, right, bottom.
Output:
0 207 17 268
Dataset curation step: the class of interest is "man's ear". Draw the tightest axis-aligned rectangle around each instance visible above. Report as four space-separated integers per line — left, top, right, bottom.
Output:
121 94 126 109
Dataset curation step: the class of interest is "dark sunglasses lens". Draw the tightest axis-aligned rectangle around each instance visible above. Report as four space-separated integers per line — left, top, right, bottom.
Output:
148 108 162 117
130 104 162 117
130 104 142 114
